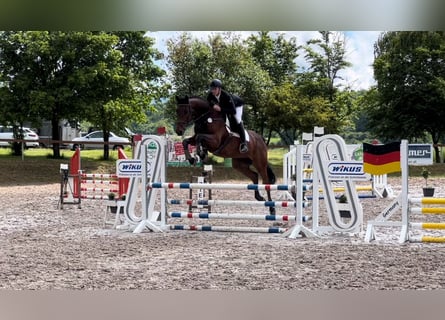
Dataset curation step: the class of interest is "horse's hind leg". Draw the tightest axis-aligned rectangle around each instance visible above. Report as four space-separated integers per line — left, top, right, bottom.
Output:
232 159 265 202
232 159 277 215
255 164 277 215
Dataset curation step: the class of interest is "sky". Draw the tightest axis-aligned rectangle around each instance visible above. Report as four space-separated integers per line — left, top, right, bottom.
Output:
147 31 382 91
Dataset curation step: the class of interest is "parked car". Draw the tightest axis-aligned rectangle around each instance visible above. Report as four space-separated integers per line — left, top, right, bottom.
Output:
0 126 40 148
69 131 130 150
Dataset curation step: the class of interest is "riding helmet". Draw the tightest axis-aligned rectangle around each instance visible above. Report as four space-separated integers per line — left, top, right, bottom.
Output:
210 79 222 88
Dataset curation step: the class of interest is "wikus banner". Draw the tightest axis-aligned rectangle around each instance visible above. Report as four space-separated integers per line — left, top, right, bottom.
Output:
116 159 142 177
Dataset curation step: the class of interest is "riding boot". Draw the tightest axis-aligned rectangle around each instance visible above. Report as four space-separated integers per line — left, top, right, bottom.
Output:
238 122 248 153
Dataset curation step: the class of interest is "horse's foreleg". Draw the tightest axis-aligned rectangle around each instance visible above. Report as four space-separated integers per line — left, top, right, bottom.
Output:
182 137 197 165
195 136 209 161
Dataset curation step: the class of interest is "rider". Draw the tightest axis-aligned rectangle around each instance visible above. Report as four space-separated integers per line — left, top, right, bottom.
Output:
206 79 248 153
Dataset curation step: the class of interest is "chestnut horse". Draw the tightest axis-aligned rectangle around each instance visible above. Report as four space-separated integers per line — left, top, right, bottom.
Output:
175 96 277 214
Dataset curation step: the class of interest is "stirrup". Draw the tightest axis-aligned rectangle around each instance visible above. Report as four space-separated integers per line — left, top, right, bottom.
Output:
239 142 248 153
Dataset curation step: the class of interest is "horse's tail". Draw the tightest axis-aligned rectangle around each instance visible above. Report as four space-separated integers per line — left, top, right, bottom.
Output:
267 164 276 184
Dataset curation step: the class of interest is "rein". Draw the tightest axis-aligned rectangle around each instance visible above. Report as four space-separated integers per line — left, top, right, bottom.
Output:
178 103 224 126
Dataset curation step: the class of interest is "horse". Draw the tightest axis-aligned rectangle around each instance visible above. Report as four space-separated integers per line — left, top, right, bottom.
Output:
175 96 277 214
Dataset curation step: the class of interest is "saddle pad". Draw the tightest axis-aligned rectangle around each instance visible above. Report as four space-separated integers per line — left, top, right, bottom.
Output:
226 126 250 142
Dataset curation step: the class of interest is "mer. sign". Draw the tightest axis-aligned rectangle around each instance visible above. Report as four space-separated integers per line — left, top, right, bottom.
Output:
116 159 142 177
408 144 433 165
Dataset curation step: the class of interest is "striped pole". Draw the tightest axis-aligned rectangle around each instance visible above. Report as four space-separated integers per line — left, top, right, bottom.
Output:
168 211 311 222
81 187 119 193
80 195 110 200
306 194 377 200
332 185 373 192
409 235 445 243
80 180 118 185
149 182 310 191
409 198 445 205
410 207 445 214
80 173 118 179
169 224 287 233
167 199 310 208
411 222 445 230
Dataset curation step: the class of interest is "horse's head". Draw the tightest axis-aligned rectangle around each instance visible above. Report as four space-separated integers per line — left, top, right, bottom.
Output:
175 96 211 135
175 96 192 136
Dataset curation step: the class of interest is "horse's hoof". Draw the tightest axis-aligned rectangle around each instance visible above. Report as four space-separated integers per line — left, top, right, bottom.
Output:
188 158 196 165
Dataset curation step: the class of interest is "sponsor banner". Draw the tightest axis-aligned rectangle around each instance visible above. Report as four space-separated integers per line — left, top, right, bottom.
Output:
408 144 433 166
327 161 368 180
346 144 363 161
116 159 142 177
303 153 312 163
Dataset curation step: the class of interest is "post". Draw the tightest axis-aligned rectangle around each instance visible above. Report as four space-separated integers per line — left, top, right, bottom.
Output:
399 140 409 243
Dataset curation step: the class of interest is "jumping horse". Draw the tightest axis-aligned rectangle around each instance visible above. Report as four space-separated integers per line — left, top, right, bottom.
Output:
175 96 277 214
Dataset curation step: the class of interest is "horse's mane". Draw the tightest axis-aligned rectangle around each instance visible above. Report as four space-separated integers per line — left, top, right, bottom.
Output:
176 95 208 105
188 96 208 104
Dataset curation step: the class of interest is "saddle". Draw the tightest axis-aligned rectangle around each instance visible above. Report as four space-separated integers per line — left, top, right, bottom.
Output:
225 125 250 142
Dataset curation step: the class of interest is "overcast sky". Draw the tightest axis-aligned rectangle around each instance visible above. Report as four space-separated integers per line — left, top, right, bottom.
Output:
147 31 382 91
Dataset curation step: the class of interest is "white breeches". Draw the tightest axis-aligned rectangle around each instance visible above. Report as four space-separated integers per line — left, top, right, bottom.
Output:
234 106 243 123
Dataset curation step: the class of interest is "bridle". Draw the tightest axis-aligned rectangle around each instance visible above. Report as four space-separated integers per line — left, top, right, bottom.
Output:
176 101 224 128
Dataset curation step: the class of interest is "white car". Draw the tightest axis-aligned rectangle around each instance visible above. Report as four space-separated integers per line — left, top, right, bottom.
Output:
69 131 130 150
0 126 40 148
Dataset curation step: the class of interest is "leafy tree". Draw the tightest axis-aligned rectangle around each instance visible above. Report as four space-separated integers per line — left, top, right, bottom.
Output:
164 31 357 145
166 32 213 97
246 32 299 141
369 31 445 162
247 31 299 85
256 31 355 142
207 33 272 136
303 31 352 100
263 82 331 144
0 31 44 155
300 31 354 134
0 31 166 159
165 32 272 135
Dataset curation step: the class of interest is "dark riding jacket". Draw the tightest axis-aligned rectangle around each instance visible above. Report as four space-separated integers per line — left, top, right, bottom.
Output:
207 89 243 118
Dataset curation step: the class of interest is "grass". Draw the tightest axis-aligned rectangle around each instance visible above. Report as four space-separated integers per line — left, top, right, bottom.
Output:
0 146 287 186
0 147 130 186
1 146 445 187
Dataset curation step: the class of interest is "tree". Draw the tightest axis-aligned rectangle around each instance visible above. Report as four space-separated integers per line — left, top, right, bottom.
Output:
300 31 354 134
166 32 213 97
164 31 357 145
0 31 44 155
0 31 166 159
246 32 299 140
258 31 355 142
368 31 445 162
247 31 299 85
263 82 331 144
165 32 272 134
83 31 167 160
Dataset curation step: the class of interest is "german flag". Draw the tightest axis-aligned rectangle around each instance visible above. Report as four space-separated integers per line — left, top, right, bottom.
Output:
363 141 401 175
